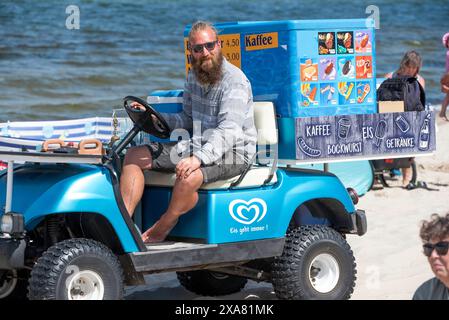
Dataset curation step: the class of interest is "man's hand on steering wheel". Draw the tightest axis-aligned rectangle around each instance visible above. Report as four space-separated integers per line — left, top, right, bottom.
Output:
123 96 171 139
130 102 159 123
130 101 146 111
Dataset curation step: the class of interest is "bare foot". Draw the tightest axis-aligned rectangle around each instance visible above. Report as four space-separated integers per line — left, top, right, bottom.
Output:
141 215 179 243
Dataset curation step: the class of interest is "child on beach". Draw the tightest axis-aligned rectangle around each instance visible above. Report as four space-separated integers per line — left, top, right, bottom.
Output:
439 32 449 120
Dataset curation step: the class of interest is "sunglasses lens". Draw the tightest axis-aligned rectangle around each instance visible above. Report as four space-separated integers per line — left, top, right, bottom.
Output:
423 244 433 257
205 41 216 50
435 242 449 255
193 45 203 53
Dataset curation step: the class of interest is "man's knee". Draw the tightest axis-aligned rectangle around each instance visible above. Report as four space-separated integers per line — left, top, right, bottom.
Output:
176 169 204 191
123 146 153 170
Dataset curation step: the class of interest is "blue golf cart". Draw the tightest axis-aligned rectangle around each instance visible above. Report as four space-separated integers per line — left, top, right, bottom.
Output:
0 93 366 300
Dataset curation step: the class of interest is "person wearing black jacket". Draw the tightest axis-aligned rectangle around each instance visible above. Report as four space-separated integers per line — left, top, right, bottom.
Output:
384 51 426 188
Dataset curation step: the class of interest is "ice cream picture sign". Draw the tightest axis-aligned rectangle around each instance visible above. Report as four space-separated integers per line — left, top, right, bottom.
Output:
300 29 374 111
295 111 435 161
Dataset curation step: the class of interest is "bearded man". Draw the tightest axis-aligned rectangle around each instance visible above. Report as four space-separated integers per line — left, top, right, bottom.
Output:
120 21 257 243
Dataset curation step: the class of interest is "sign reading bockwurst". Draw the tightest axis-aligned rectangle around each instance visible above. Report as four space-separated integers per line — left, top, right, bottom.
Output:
295 111 436 161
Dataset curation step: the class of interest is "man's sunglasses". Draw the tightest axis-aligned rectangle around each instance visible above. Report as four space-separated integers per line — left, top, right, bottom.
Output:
190 41 217 53
423 241 449 257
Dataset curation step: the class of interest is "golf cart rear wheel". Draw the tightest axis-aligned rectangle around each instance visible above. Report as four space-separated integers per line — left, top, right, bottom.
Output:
271 225 356 300
177 270 248 296
28 238 124 300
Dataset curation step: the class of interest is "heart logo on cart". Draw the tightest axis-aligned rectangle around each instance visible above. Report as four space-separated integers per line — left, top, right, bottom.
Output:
228 198 267 225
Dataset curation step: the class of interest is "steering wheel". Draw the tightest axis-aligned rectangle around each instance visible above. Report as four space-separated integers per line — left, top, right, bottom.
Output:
123 96 171 139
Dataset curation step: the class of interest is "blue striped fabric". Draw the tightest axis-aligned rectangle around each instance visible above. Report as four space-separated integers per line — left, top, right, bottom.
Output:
0 116 133 152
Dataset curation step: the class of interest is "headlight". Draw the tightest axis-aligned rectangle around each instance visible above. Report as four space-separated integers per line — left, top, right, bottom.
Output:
1 214 13 233
1 213 24 236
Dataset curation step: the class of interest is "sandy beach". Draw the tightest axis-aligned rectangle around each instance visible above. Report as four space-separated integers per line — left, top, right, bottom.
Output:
349 115 449 299
124 115 449 301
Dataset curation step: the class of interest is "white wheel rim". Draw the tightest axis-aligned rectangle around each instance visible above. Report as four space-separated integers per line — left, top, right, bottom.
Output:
210 272 229 280
67 270 105 300
0 270 17 299
308 253 340 293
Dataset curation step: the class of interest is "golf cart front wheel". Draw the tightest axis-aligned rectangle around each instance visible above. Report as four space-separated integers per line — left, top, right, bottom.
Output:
28 238 124 300
0 269 29 300
271 225 356 300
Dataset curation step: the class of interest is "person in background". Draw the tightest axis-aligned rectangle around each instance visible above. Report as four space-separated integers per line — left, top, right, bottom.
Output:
385 50 426 92
385 50 425 189
440 32 449 120
413 213 449 300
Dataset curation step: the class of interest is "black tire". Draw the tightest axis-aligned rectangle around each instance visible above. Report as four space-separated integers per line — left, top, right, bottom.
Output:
28 238 124 300
0 269 29 300
271 225 356 300
177 270 248 296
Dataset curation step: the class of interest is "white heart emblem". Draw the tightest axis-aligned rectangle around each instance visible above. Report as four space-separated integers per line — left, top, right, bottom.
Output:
228 198 267 225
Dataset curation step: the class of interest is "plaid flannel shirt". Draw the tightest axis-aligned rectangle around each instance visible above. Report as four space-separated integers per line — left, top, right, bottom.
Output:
162 59 257 166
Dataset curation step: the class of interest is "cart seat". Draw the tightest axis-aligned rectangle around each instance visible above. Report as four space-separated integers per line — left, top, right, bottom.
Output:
144 101 278 190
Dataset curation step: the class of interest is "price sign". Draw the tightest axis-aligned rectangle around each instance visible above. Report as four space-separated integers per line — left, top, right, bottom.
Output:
219 34 241 69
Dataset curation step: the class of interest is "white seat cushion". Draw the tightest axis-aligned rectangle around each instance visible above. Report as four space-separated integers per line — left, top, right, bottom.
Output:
144 166 277 190
253 101 278 145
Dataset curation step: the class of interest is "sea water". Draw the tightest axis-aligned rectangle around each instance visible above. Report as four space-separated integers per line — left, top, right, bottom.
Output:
0 0 448 122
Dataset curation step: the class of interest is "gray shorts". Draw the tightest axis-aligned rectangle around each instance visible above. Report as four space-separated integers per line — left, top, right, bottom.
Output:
146 142 247 184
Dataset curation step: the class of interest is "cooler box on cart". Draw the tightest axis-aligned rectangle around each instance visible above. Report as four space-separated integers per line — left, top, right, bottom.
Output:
183 19 378 161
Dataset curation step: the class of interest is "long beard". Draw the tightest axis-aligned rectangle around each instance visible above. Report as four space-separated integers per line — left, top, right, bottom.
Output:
192 52 224 86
